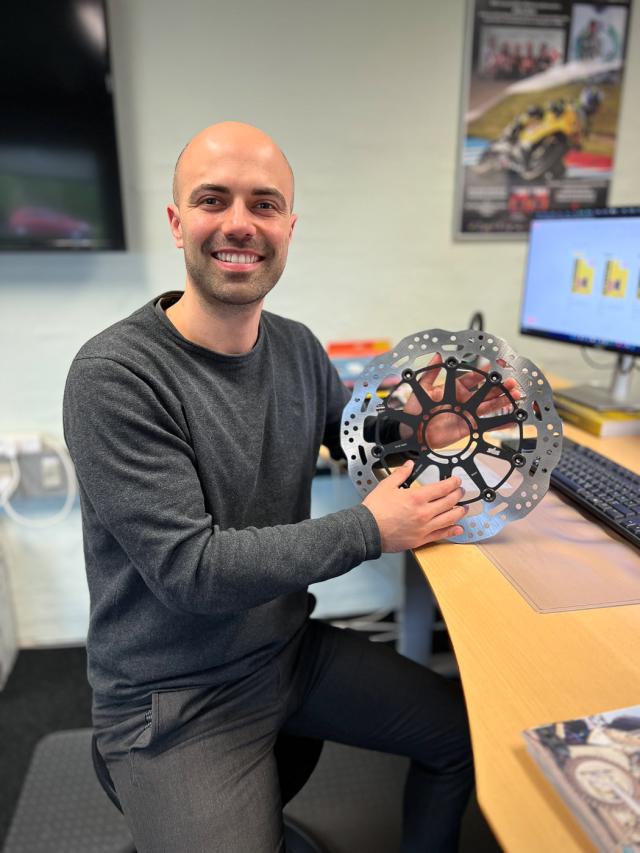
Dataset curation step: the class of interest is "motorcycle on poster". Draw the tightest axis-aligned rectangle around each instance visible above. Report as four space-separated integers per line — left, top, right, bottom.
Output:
455 0 632 238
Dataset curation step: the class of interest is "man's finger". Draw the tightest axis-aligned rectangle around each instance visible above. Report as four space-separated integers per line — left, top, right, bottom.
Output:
457 371 481 391
413 476 462 502
385 460 415 487
417 354 442 391
428 523 465 543
425 489 466 518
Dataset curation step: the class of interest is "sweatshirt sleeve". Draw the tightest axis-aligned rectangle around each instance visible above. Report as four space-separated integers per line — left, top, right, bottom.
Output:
63 356 381 617
320 344 351 460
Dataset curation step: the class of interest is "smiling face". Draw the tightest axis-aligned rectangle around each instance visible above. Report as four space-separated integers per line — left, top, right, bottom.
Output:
168 123 297 308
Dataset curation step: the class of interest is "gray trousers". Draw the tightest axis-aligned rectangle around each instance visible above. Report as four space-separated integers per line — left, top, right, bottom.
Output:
96 619 473 853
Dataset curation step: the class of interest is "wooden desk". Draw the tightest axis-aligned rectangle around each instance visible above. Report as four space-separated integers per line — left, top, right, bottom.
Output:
412 424 640 853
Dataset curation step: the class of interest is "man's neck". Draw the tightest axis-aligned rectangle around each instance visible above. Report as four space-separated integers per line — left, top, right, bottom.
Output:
166 285 263 355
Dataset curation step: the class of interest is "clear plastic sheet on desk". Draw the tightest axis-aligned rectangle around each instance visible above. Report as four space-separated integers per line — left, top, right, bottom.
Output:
478 490 640 612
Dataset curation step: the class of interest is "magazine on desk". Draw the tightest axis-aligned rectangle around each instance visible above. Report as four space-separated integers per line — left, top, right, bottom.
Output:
523 705 640 852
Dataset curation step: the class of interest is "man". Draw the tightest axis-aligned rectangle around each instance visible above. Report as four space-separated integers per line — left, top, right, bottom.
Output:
64 122 474 852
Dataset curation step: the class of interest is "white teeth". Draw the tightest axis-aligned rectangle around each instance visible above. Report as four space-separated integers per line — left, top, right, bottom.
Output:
215 252 259 264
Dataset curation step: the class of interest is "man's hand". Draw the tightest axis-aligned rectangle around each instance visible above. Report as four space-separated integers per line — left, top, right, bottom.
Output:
401 354 521 449
362 461 466 552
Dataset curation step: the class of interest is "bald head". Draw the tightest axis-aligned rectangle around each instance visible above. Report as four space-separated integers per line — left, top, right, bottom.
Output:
172 122 294 211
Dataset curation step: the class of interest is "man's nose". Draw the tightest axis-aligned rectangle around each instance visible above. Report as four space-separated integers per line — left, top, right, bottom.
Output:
222 200 256 241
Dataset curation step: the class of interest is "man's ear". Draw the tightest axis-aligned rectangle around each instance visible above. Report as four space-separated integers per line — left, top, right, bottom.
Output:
167 204 183 248
288 214 298 243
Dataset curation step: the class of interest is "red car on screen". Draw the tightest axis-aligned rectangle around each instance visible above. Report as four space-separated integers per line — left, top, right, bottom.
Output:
8 205 92 239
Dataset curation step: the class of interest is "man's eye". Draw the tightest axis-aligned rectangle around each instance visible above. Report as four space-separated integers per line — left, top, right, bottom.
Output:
255 201 276 210
202 197 221 206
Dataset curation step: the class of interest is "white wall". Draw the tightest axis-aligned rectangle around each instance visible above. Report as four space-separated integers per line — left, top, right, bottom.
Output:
2 0 639 647
2 0 639 437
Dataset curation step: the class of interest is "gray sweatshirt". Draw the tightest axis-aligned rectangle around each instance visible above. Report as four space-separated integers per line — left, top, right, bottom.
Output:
63 293 381 708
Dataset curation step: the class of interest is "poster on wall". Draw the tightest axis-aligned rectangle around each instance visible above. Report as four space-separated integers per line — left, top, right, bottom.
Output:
454 0 632 238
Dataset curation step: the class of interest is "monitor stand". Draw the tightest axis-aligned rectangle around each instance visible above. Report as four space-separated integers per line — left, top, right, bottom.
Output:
555 354 640 412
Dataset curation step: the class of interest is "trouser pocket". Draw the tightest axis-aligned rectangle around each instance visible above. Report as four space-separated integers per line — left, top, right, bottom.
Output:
129 694 159 787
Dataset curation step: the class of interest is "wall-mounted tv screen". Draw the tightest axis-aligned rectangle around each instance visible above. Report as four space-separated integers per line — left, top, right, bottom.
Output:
0 0 126 250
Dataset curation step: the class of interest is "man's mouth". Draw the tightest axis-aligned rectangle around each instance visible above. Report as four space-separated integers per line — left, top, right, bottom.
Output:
212 250 264 269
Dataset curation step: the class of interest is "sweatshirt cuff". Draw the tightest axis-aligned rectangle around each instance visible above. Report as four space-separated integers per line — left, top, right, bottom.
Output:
350 503 382 561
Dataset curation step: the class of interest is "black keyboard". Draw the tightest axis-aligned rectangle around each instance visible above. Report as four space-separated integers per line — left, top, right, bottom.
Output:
551 437 640 550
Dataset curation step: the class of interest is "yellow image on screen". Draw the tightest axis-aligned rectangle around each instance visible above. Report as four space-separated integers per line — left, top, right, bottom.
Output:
603 260 628 298
572 258 594 294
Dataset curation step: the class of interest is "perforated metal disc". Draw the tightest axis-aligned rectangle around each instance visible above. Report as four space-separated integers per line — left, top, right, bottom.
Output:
340 329 563 543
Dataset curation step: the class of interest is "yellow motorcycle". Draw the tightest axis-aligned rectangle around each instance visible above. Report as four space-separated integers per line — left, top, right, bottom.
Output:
474 87 602 181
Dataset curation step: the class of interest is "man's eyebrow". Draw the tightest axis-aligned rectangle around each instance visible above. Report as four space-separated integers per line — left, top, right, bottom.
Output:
252 187 288 208
188 184 230 203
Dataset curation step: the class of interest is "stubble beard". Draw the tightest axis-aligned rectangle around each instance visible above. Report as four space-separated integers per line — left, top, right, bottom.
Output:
184 240 287 308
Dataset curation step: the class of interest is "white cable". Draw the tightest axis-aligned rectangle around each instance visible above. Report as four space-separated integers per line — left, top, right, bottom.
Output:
0 435 78 529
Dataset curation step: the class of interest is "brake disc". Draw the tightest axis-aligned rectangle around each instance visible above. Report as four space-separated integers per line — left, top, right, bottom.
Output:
340 329 563 543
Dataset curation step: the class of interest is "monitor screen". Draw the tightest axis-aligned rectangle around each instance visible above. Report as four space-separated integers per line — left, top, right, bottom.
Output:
520 208 640 356
0 0 125 251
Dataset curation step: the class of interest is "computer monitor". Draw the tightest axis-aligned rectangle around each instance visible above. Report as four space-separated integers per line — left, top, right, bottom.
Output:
520 207 640 410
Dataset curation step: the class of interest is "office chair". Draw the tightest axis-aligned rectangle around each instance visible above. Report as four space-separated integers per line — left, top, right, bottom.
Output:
91 730 329 853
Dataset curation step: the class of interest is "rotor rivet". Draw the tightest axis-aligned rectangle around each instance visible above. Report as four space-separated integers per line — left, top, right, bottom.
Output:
372 445 383 458
445 357 458 368
513 454 526 468
402 369 414 381
489 371 502 384
482 488 497 502
514 408 527 422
